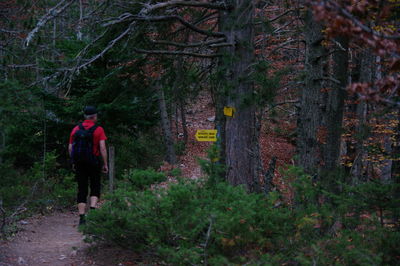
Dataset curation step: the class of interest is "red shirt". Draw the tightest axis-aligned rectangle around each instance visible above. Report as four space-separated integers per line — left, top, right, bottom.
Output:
69 120 107 156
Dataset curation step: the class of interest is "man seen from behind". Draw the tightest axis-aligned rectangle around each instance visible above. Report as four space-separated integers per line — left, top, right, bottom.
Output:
68 106 108 225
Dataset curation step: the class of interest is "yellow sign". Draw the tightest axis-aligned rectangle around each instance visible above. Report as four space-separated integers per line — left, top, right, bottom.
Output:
224 106 235 117
195 129 217 142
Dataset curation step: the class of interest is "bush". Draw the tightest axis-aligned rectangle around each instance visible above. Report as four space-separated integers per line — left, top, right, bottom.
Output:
113 133 165 175
83 179 292 264
121 168 167 190
83 155 400 265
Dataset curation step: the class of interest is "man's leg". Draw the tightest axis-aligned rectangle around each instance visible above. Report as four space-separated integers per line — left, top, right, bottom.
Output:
78 203 86 215
89 163 101 209
76 163 89 223
90 196 98 208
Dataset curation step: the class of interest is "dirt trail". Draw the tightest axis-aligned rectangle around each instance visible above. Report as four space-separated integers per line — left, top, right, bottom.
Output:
0 211 141 266
0 212 87 265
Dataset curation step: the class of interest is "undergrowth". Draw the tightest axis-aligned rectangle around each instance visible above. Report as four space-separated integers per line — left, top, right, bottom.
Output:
83 146 400 265
1 151 76 237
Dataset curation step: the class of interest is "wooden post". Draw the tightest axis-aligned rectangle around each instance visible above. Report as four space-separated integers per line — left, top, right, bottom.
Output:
108 145 115 192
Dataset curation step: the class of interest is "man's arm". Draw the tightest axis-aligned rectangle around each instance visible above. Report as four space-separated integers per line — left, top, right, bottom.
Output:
99 140 108 173
68 143 73 157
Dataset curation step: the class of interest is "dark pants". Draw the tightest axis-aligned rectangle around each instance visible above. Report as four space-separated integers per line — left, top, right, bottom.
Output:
76 162 101 203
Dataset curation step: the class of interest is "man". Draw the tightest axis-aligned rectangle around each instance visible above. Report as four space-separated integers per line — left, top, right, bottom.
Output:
69 106 108 225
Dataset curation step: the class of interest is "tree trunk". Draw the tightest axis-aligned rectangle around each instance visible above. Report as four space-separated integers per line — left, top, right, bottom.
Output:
217 0 258 191
179 99 188 144
377 55 392 183
173 58 188 145
392 111 400 225
298 10 349 182
321 36 348 172
392 114 400 182
297 9 328 175
351 50 374 183
381 134 393 184
156 83 177 165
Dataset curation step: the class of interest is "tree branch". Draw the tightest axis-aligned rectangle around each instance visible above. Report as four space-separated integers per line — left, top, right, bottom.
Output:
74 24 130 72
314 76 341 85
24 0 75 47
141 0 232 11
150 38 226 48
323 0 400 40
272 18 296 34
133 48 221 58
265 39 304 55
265 100 299 113
269 9 296 23
129 14 225 37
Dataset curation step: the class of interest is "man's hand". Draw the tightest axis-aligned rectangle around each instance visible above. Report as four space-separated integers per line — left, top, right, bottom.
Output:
102 164 109 174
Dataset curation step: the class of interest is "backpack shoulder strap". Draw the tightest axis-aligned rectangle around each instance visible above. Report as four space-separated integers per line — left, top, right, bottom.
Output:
78 123 85 130
88 124 99 134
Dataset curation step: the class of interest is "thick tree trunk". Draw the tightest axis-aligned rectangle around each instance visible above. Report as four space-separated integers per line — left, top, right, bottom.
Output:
156 83 177 165
298 10 348 181
321 36 348 172
350 99 368 183
351 50 374 183
217 0 258 191
297 9 328 175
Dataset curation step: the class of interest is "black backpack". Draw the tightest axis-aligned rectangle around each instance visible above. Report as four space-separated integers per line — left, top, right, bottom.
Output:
71 123 98 164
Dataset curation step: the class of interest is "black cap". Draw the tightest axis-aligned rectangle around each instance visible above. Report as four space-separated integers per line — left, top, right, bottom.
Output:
83 106 98 115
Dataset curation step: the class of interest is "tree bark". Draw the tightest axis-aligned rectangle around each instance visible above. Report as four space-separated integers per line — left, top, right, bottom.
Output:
381 134 393 184
297 9 328 175
392 111 400 225
156 82 177 165
179 99 188 144
321 36 348 172
217 0 259 191
351 50 374 183
377 56 392 183
298 10 349 182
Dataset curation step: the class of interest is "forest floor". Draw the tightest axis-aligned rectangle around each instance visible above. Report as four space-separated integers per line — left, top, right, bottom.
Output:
0 90 295 265
0 211 141 266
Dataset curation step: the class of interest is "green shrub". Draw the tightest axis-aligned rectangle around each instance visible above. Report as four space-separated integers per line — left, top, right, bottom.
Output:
113 133 165 175
83 179 292 264
121 168 167 190
83 159 400 265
